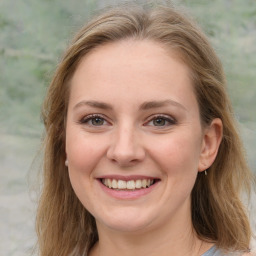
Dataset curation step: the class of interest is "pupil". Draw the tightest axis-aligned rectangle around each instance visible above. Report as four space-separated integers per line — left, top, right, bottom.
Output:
92 117 104 125
153 118 165 126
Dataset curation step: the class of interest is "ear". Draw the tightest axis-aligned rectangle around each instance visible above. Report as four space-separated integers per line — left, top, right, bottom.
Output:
198 118 223 172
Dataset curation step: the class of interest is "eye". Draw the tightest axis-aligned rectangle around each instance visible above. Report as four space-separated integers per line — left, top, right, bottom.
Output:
145 115 176 127
152 118 167 126
79 114 108 126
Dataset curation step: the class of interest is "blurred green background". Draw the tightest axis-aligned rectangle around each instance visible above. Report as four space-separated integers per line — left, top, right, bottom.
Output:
0 0 255 255
0 0 255 170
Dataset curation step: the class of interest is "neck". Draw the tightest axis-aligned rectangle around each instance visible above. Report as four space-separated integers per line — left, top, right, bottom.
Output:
90 211 211 256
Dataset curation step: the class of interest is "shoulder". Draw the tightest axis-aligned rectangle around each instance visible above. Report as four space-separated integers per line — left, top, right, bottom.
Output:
220 250 256 256
241 250 256 256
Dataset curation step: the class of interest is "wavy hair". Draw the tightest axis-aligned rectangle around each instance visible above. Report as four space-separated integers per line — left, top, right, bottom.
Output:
37 3 253 255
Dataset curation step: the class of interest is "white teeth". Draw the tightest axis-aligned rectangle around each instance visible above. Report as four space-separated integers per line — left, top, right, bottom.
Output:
112 179 118 189
102 178 155 190
107 179 112 188
135 180 142 188
117 180 126 189
127 180 135 190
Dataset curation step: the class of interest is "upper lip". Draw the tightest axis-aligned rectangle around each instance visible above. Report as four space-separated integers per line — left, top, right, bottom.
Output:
97 175 160 181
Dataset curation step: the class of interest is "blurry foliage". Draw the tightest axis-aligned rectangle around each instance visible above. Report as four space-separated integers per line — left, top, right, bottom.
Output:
0 0 97 136
179 0 256 122
0 0 255 162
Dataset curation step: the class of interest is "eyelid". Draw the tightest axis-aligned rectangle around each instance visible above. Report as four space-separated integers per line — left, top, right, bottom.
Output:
144 114 177 127
78 113 111 126
77 113 176 127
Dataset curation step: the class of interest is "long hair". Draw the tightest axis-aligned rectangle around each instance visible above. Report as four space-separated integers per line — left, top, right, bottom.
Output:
37 3 253 255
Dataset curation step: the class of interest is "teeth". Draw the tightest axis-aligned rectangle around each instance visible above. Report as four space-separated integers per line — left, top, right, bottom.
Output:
112 179 118 189
102 178 155 190
117 180 126 189
127 180 135 189
135 180 142 188
107 179 112 188
142 179 147 188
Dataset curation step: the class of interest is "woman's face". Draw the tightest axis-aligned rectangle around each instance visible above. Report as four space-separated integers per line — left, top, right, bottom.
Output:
66 40 208 233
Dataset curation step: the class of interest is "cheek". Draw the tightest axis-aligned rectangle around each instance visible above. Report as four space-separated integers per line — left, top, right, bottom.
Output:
65 129 104 210
147 132 202 176
65 127 105 174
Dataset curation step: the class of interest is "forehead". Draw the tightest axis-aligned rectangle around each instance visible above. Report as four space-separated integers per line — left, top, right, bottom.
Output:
69 39 198 112
75 39 186 77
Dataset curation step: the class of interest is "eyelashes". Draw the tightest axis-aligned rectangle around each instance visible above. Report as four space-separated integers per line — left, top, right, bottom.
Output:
145 115 176 127
79 114 109 126
78 113 177 128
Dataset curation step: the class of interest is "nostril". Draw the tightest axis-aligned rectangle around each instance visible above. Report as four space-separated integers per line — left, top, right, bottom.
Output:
106 133 146 165
107 150 144 166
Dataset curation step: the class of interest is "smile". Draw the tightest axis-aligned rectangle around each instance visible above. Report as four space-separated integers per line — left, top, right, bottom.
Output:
101 178 156 190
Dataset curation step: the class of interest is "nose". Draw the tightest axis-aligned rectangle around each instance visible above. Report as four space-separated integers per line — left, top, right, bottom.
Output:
107 125 145 167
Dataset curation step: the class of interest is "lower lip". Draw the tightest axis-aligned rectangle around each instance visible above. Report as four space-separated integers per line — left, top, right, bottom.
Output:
97 180 159 200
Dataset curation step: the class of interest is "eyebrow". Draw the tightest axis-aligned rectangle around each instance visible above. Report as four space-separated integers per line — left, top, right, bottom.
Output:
74 100 113 110
139 99 187 111
73 99 187 111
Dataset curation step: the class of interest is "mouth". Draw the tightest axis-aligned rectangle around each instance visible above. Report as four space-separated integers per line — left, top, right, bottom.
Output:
100 178 158 190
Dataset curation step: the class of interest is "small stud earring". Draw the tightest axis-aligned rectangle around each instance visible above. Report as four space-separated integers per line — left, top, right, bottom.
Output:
65 159 68 166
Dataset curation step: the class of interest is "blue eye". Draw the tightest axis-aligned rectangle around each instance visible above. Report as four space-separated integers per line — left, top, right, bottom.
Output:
146 115 176 127
152 118 167 126
90 117 105 126
80 115 107 126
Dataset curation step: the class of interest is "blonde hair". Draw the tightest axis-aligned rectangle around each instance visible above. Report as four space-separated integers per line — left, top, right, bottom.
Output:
37 3 253 255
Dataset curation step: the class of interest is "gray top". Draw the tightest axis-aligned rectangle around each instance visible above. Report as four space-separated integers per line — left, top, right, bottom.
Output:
202 246 245 256
202 246 222 256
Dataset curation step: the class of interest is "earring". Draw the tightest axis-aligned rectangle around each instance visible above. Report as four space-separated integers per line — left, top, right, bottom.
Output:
65 159 68 166
204 170 207 176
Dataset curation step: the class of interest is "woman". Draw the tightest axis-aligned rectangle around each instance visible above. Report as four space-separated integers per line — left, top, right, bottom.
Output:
37 3 255 256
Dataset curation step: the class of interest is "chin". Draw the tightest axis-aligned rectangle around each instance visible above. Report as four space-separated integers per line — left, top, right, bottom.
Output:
95 207 156 233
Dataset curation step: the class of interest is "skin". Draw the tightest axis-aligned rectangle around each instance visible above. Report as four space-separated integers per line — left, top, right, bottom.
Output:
65 40 223 256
